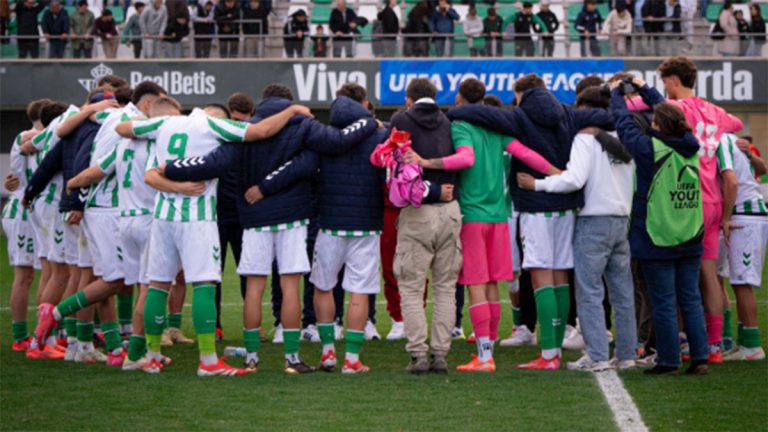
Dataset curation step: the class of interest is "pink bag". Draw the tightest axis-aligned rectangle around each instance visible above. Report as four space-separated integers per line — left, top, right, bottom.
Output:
388 148 426 208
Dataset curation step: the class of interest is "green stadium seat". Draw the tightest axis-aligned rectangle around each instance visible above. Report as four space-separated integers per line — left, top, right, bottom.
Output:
311 5 331 24
1 43 20 58
405 0 422 4
313 0 333 4
108 6 125 25
597 3 610 17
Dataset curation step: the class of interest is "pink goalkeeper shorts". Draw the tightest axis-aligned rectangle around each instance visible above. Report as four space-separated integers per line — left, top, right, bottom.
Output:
458 222 514 285
702 202 723 261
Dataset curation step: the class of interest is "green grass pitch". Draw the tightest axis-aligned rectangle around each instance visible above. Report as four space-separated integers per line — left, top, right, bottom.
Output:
1 235 766 431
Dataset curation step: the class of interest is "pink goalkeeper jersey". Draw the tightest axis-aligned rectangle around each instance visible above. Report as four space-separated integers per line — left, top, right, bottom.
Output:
671 97 743 205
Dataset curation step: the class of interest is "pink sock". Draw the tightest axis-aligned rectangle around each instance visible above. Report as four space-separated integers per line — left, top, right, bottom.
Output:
488 302 501 342
469 303 491 340
705 313 724 346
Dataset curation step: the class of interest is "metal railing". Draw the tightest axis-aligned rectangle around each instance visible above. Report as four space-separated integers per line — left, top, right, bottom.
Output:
2 30 766 59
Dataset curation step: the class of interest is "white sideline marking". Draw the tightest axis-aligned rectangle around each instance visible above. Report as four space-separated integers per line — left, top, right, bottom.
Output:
594 370 649 432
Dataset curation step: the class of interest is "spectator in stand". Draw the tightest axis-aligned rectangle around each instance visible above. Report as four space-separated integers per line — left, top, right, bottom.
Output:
718 1 739 56
330 0 358 58
42 0 70 58
464 5 484 56
430 0 459 57
680 0 696 49
575 0 602 57
312 24 330 57
660 0 681 56
378 0 400 57
0 0 7 44
140 0 166 58
483 7 503 57
15 0 45 58
94 9 119 58
242 0 270 57
510 2 545 57
632 0 646 55
283 9 308 58
162 11 189 57
735 10 750 56
192 0 215 58
122 1 145 58
537 0 559 57
70 0 95 58
642 0 665 55
404 1 430 57
748 3 766 56
603 1 632 56
215 0 241 58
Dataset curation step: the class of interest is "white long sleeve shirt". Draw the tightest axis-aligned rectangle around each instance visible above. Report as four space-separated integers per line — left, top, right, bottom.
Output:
535 133 634 217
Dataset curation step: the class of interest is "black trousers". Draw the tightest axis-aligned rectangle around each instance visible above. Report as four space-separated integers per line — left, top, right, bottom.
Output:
214 219 246 329
18 39 40 58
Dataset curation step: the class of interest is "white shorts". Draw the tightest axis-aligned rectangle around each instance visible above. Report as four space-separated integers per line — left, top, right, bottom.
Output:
2 217 36 267
120 215 152 286
509 213 521 274
726 215 768 288
83 208 123 282
63 220 81 266
309 232 381 295
29 205 48 260
77 221 94 269
238 225 309 276
716 232 729 278
38 203 66 264
147 219 221 284
520 211 575 270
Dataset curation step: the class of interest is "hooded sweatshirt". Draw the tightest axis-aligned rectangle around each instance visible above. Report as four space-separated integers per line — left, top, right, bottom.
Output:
611 85 702 260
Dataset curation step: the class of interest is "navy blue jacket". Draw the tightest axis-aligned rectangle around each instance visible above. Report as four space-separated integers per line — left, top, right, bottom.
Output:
575 9 602 35
41 9 70 36
611 85 702 261
24 121 100 212
447 87 614 213
164 97 378 229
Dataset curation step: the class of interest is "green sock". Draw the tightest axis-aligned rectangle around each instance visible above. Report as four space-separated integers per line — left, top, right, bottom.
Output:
318 322 335 346
553 284 571 348
56 291 90 318
535 287 558 351
12 321 28 342
117 293 133 326
144 286 169 353
283 329 301 355
345 330 364 355
737 322 744 346
63 317 76 338
742 327 761 349
244 328 261 354
192 284 217 356
127 335 146 361
101 321 121 352
168 313 182 329
512 307 522 327
722 308 733 339
76 321 94 343
94 310 100 326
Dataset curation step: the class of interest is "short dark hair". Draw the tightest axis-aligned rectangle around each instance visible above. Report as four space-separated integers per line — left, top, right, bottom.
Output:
483 94 503 107
77 0 87 6
575 75 605 96
134 1 145 8
227 92 255 115
742 135 753 143
102 8 112 15
336 83 367 104
585 0 597 5
514 73 546 94
40 102 68 127
261 84 294 101
658 56 697 89
406 78 437 101
204 103 231 119
576 86 609 109
654 102 691 137
131 81 166 105
458 78 486 104
608 71 634 83
115 87 133 106
522 2 533 8
151 96 182 113
97 75 129 90
27 98 52 122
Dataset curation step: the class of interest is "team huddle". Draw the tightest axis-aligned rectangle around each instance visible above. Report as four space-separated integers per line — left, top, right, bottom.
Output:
3 55 766 377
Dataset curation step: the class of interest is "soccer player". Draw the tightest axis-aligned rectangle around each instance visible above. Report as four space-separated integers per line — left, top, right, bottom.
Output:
448 73 614 370
117 95 310 376
718 134 767 361
657 56 742 362
3 99 50 352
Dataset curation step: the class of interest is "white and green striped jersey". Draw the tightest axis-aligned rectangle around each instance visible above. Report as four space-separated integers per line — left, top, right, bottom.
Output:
98 138 157 217
715 135 735 173
320 228 381 237
722 134 768 215
135 108 249 222
252 219 309 232
86 103 143 208
30 104 80 206
3 132 32 221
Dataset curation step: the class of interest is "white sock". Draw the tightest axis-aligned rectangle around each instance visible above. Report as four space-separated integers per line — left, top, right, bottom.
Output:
46 335 57 348
147 350 162 361
67 337 77 348
30 337 39 350
285 353 300 363
52 308 63 321
110 347 123 355
542 348 559 360
246 352 259 364
477 336 493 362
322 343 335 356
200 353 218 366
345 352 359 364
78 341 94 354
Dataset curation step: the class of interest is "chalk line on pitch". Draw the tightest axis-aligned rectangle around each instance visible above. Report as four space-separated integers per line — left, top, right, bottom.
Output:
594 369 649 432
